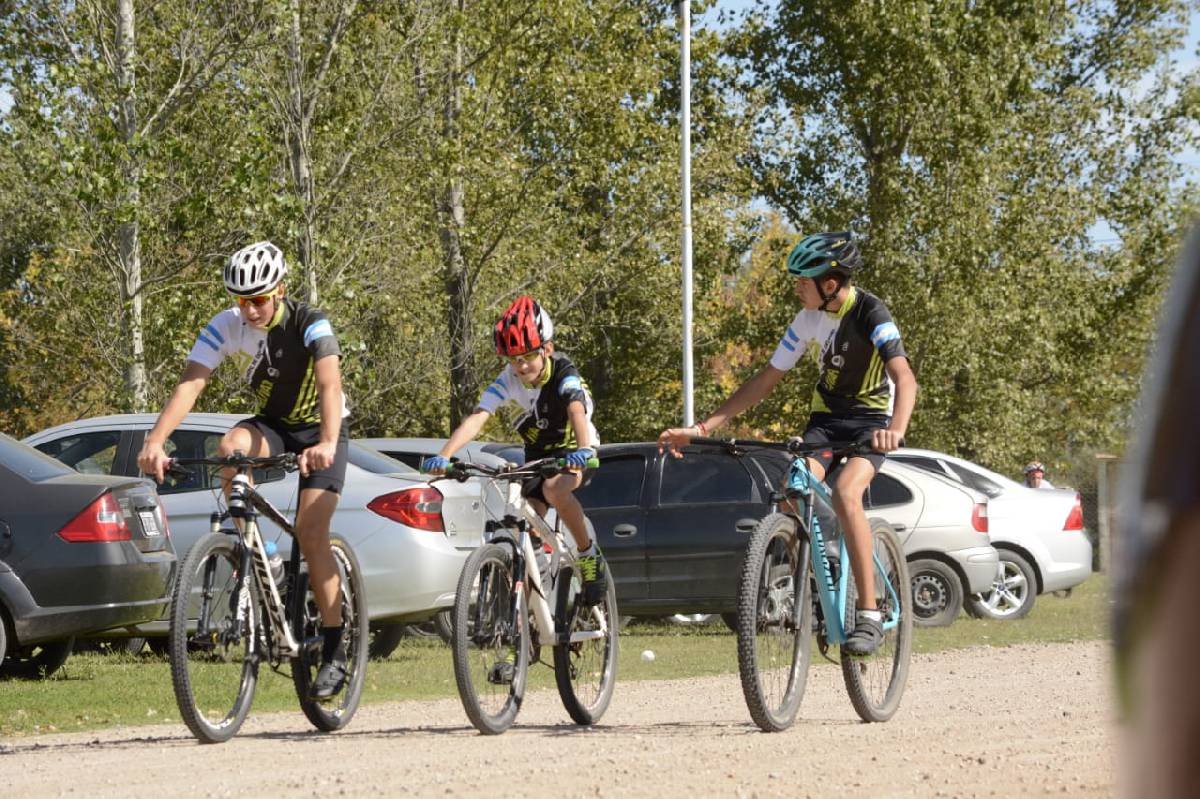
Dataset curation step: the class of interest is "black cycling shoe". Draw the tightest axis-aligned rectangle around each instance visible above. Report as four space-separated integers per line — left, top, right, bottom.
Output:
487 660 515 685
577 550 608 606
311 650 348 698
843 613 883 658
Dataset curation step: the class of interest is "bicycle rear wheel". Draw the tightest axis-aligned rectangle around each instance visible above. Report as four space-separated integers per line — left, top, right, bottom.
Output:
736 512 813 732
841 518 913 722
292 535 369 731
451 543 529 734
168 532 260 744
553 563 619 725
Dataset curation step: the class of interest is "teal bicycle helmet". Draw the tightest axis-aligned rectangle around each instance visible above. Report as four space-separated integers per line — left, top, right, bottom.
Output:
785 231 862 279
786 231 862 309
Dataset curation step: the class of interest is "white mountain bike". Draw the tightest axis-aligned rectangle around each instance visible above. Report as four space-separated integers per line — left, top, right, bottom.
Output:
435 456 618 734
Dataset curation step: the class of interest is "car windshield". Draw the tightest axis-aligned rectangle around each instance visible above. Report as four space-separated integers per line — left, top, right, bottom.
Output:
0 434 75 481
348 442 416 474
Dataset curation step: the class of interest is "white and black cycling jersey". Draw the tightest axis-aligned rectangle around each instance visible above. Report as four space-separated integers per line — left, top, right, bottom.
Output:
476 352 599 458
769 287 908 417
187 298 348 425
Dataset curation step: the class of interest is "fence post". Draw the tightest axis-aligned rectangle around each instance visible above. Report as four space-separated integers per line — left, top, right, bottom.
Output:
1095 453 1120 574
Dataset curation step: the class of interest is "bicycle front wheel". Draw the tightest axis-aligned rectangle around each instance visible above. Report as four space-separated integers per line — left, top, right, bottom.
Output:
451 543 529 734
553 563 619 725
168 532 260 744
841 518 913 722
736 512 813 732
292 535 369 731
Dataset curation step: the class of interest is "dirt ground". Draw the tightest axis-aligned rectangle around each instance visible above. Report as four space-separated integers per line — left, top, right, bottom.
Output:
0 640 1113 798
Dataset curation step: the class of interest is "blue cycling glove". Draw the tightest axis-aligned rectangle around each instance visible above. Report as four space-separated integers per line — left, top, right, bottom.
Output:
421 455 451 474
564 447 596 470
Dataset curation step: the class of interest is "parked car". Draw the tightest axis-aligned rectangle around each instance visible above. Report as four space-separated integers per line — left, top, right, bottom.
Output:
24 414 490 657
577 442 998 627
356 437 522 522
358 437 525 471
889 447 1093 619
0 433 175 677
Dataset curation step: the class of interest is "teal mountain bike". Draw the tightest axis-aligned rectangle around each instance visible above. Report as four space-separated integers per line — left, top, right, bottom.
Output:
693 437 913 732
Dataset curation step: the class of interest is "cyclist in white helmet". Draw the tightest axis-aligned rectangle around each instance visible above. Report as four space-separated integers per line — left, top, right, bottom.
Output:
138 240 353 698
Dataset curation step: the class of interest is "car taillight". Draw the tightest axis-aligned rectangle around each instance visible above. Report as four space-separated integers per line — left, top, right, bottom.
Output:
58 492 132 543
368 486 445 532
971 503 988 533
1064 493 1084 531
159 503 171 540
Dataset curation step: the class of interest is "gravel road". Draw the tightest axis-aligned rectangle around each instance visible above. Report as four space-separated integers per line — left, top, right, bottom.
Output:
0 640 1113 797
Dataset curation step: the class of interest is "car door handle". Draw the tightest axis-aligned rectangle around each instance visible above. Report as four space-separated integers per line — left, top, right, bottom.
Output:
736 518 758 533
891 524 907 532
613 524 638 537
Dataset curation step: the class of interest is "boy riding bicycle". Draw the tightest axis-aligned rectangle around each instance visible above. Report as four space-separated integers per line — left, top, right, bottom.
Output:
137 241 353 697
659 231 917 656
422 295 608 604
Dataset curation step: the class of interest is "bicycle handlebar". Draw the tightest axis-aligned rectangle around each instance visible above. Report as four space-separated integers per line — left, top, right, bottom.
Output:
432 455 600 483
687 436 876 459
165 452 299 479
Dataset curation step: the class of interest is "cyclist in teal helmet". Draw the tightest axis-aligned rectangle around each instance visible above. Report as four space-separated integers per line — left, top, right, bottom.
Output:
660 230 917 656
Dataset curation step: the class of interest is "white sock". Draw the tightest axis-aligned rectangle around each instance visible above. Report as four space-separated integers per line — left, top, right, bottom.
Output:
578 541 596 556
857 609 882 622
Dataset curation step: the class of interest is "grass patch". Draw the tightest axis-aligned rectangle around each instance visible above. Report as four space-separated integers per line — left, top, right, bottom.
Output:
0 575 1109 738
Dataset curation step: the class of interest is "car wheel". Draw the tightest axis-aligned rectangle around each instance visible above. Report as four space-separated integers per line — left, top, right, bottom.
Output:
966 551 1037 620
146 636 169 656
908 558 963 627
368 622 407 660
432 609 453 644
0 614 7 665
0 637 75 679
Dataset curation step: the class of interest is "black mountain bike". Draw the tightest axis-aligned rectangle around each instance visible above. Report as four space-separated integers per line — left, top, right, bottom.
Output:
165 453 369 743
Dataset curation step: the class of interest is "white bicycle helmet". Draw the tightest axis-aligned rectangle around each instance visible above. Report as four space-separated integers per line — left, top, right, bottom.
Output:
224 241 287 297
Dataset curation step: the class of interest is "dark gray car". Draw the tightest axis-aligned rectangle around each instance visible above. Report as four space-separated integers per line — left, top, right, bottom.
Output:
0 434 175 676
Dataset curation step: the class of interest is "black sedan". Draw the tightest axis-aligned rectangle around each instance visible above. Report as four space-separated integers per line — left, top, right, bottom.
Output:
0 433 175 677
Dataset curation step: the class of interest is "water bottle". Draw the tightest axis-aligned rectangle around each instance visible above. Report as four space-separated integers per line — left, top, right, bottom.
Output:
531 536 552 591
264 539 285 586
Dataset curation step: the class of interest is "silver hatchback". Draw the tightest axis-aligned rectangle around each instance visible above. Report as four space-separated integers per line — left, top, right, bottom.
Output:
24 414 488 634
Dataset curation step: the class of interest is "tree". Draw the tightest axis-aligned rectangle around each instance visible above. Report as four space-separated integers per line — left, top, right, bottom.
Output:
731 0 1199 470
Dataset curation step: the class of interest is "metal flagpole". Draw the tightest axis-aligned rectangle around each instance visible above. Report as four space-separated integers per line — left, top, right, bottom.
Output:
679 0 695 427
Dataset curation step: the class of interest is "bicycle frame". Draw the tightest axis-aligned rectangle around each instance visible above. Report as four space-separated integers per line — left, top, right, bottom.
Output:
182 461 303 661
481 479 608 648
785 456 903 645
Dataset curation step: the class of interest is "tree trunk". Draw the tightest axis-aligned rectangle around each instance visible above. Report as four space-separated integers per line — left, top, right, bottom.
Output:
286 0 319 304
116 0 147 412
438 0 474 427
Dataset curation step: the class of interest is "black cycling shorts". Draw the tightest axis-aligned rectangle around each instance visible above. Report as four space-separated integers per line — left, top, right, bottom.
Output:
802 412 890 476
236 415 349 494
522 468 596 507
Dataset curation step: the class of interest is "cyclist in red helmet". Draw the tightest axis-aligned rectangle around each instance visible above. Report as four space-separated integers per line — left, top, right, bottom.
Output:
423 295 607 604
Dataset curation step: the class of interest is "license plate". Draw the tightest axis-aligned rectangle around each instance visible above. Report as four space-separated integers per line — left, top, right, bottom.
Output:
139 510 161 537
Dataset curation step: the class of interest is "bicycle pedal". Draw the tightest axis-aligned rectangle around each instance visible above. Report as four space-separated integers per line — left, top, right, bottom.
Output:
487 661 515 685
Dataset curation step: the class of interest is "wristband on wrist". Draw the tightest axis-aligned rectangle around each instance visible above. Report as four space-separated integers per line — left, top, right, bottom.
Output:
694 421 708 436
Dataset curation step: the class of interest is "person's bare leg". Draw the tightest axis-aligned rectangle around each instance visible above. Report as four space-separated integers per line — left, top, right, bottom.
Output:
541 472 589 549
832 457 878 612
294 487 342 627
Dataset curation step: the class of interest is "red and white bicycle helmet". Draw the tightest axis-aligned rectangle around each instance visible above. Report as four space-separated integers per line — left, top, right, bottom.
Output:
493 295 554 357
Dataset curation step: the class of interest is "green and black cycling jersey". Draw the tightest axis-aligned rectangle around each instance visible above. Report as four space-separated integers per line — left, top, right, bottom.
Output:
187 297 348 425
769 287 908 416
477 352 599 459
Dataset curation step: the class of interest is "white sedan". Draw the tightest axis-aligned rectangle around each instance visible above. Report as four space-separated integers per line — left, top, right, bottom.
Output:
890 448 1093 619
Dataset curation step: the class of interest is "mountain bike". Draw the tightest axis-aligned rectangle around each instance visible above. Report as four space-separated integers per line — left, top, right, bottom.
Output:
165 453 368 743
435 456 618 735
692 437 913 732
